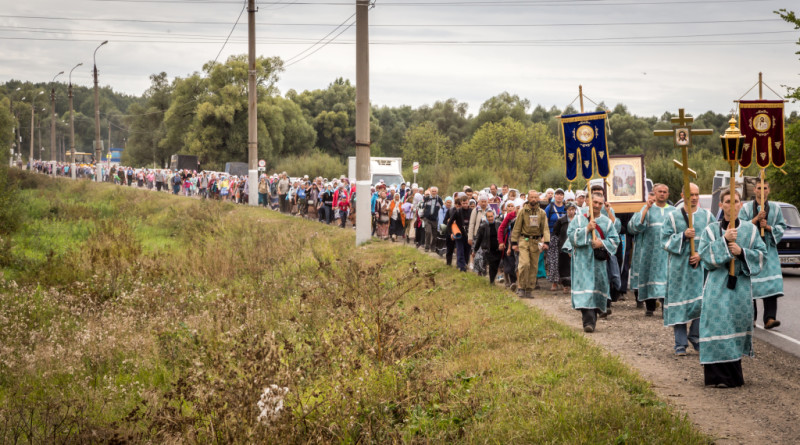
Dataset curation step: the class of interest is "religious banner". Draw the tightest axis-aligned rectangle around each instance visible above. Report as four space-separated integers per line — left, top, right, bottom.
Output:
738 100 785 168
560 111 610 180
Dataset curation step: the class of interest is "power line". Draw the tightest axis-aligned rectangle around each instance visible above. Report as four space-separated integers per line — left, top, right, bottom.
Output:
212 0 247 64
283 13 355 63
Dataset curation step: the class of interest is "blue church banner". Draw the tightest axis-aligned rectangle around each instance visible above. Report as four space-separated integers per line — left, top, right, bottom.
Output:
560 111 610 181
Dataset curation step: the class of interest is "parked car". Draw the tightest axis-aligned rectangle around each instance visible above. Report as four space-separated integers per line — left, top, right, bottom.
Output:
776 202 800 268
673 194 713 212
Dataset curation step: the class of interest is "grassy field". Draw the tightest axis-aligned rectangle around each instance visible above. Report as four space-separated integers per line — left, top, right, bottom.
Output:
0 169 710 444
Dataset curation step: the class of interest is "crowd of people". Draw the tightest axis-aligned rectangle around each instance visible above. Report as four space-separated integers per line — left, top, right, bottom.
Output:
25 161 787 389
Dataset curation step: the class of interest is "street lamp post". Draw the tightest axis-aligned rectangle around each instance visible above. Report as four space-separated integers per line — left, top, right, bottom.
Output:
68 62 83 179
50 71 64 177
93 40 108 182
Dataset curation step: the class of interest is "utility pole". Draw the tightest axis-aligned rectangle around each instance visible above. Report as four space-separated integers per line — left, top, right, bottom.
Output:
30 91 43 169
69 62 82 179
354 0 372 245
108 119 111 154
51 70 64 177
93 40 108 182
247 0 258 206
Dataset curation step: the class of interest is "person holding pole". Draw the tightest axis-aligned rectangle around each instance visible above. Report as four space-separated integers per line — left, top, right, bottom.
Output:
738 180 785 329
697 189 766 387
562 193 620 333
660 183 715 355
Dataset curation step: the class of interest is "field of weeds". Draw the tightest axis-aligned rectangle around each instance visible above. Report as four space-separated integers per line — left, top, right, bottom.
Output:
0 169 710 443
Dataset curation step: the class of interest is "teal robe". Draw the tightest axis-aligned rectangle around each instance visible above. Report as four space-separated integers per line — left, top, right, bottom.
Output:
562 213 620 311
627 210 643 291
739 200 785 299
661 208 714 326
628 204 676 301
697 219 766 365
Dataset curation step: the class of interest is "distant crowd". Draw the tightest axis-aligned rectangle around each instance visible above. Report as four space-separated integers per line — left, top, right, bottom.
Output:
24 161 787 389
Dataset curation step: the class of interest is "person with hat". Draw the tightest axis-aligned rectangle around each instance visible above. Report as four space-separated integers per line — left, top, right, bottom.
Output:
510 190 550 298
544 188 567 291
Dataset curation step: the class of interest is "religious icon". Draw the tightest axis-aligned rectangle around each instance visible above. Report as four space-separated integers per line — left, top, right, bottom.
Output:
605 155 646 212
754 113 771 132
676 128 690 146
576 125 595 144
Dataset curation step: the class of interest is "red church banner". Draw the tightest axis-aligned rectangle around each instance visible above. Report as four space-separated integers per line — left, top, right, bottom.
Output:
739 100 785 168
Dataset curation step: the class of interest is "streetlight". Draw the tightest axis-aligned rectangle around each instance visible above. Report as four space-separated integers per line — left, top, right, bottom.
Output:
50 70 64 177
28 91 44 169
93 40 108 182
69 62 83 179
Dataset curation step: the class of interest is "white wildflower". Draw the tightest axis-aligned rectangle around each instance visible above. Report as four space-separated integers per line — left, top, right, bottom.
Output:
257 384 289 425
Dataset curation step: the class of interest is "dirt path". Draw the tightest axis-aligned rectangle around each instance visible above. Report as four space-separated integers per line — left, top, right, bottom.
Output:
521 288 800 444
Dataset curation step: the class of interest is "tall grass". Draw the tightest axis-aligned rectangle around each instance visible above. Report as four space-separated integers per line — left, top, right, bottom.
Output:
0 171 710 444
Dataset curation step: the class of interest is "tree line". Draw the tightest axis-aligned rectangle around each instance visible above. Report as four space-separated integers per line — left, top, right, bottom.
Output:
2 6 799 204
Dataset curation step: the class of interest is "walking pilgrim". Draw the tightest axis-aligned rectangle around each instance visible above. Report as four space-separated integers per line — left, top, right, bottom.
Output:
627 184 675 317
738 180 785 329
563 193 620 333
660 183 715 355
697 189 766 387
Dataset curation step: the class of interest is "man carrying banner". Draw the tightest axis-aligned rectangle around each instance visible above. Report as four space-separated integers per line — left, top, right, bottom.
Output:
562 193 619 333
697 189 766 387
628 184 676 317
661 183 715 355
738 180 785 329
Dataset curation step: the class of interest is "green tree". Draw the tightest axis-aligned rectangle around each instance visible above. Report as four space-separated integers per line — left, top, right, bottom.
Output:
123 72 172 168
401 122 451 169
287 78 381 158
412 98 472 147
473 92 531 131
458 117 559 187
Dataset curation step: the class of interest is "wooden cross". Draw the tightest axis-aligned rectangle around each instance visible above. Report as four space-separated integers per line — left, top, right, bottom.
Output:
654 108 713 256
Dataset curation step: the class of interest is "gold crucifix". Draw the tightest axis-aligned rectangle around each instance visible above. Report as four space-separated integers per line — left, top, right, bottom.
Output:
654 108 713 256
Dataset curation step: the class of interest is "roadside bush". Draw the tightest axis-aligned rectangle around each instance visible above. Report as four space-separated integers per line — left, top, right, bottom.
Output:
274 150 346 179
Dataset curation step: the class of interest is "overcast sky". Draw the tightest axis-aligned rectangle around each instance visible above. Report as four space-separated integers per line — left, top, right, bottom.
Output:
2 0 799 118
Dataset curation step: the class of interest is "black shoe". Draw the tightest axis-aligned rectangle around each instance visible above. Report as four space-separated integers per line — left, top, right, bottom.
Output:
645 311 654 317
636 301 643 309
584 325 594 333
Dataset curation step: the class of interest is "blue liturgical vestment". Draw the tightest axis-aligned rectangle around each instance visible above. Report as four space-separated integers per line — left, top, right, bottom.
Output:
697 219 766 365
562 213 619 312
627 203 676 302
660 208 714 327
738 200 785 299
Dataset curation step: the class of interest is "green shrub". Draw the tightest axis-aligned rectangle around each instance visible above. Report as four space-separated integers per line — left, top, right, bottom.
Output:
273 150 346 180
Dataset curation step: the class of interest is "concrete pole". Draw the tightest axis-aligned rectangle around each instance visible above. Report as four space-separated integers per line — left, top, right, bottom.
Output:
247 0 259 206
69 62 82 179
354 0 372 245
29 91 42 169
93 40 108 182
50 71 63 177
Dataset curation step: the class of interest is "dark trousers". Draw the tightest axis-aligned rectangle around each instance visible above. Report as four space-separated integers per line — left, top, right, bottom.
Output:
581 309 598 329
645 299 658 312
279 194 288 213
446 237 455 266
155 182 162 192
424 220 437 250
320 205 332 224
487 254 501 284
754 296 779 323
502 253 517 287
455 238 471 272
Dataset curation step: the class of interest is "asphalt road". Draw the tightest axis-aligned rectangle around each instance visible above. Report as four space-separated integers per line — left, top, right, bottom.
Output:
754 267 800 358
